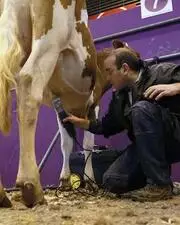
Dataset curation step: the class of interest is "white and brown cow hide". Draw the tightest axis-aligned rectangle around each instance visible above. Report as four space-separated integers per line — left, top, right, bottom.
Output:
0 0 140 208
0 0 109 208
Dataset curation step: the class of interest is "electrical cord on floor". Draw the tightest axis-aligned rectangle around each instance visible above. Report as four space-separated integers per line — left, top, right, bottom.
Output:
55 178 109 198
52 98 110 197
55 137 110 197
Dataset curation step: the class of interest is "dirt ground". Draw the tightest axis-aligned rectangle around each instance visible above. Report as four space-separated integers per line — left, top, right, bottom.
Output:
1 187 180 225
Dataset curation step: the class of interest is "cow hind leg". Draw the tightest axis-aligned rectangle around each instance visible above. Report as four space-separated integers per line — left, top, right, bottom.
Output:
0 179 12 208
83 131 96 191
83 106 100 191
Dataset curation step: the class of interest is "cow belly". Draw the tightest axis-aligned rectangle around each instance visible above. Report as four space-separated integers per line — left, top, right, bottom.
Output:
58 49 92 95
50 78 91 117
48 52 92 116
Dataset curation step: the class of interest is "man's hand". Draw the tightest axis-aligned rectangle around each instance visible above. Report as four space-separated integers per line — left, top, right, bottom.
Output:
144 84 180 101
63 114 90 130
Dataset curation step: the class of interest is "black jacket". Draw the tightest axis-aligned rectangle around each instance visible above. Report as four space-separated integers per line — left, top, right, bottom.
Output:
88 62 180 138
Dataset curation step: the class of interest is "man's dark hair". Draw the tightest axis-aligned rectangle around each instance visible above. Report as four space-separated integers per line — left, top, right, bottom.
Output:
114 48 142 72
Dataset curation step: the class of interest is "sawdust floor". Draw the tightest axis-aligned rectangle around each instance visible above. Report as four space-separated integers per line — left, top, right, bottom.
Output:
0 189 180 225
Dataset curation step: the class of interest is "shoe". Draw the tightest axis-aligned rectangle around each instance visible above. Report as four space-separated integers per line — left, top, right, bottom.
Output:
121 184 172 202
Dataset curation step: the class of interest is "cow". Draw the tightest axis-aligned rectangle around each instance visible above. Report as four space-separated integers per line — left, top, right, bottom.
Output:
0 0 140 208
0 0 111 208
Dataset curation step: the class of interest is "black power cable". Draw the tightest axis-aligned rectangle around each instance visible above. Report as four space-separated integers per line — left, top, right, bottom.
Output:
52 98 106 196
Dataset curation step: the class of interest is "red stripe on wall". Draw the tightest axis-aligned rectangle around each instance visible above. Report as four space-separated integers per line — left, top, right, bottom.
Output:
89 3 138 20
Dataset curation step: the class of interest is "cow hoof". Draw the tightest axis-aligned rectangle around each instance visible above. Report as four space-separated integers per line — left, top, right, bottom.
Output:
59 178 72 191
0 182 12 208
16 182 45 208
0 193 12 208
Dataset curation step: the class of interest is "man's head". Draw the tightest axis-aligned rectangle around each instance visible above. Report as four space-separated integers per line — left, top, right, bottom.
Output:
104 48 140 90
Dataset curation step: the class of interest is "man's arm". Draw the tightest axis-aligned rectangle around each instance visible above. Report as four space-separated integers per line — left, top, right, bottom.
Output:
63 115 90 130
63 99 126 138
63 112 124 137
63 114 105 135
63 90 128 137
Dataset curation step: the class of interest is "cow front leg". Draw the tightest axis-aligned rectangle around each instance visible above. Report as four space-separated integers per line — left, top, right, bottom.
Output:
55 112 74 190
16 0 63 204
0 178 12 208
16 76 45 207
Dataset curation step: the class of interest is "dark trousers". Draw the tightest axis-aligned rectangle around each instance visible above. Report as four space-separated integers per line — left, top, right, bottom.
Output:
103 100 180 194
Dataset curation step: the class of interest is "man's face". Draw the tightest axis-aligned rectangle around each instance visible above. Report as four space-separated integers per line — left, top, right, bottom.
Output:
104 55 129 90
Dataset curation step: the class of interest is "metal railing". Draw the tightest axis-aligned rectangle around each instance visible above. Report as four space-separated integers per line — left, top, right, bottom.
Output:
87 0 140 16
